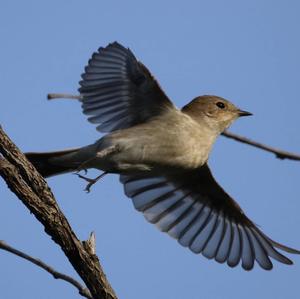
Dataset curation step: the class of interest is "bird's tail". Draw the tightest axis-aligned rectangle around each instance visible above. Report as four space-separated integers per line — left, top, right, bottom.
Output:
25 148 81 178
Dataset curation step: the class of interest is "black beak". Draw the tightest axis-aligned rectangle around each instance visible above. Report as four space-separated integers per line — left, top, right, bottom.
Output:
238 109 253 117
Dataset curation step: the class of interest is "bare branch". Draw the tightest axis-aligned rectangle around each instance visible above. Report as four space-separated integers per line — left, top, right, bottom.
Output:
0 126 117 299
47 93 82 100
83 232 97 256
47 93 300 162
0 240 92 299
222 131 300 161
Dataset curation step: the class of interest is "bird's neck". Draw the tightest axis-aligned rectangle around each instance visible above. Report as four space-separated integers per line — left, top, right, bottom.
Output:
182 109 221 136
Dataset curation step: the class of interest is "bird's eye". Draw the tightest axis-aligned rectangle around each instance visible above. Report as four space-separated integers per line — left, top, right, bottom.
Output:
216 102 225 109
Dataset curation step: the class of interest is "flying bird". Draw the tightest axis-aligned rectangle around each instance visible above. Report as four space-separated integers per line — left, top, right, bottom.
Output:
26 42 300 270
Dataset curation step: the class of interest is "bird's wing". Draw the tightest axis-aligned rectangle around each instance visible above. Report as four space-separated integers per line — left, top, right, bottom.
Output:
120 164 300 270
79 42 175 132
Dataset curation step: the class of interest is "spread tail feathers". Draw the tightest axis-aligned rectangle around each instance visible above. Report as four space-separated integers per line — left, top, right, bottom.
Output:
25 148 80 178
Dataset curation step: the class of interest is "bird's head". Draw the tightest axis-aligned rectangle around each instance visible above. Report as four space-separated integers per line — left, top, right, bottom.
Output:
182 95 252 133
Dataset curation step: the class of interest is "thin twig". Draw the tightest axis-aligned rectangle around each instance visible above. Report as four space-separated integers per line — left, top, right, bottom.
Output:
47 93 82 100
0 240 92 299
47 93 300 162
222 131 300 161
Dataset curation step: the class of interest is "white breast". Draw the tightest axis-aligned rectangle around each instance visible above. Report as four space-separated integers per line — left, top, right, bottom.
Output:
101 110 218 172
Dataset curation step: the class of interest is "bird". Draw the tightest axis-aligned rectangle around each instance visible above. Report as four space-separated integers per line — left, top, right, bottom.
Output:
25 41 300 271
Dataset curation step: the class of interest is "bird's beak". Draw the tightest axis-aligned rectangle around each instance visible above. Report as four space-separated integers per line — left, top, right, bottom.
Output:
238 109 253 117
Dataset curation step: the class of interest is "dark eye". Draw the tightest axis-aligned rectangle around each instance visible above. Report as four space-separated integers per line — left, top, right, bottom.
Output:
216 102 225 109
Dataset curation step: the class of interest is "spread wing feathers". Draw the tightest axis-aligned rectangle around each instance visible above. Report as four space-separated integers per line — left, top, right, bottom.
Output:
79 42 174 132
120 164 300 270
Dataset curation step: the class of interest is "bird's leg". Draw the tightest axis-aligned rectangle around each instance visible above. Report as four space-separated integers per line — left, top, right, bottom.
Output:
76 171 108 193
74 145 120 192
74 145 120 173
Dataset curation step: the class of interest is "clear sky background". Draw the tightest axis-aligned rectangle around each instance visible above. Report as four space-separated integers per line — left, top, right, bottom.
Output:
1 1 300 298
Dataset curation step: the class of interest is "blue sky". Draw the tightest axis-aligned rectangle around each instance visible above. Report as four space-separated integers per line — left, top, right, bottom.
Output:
1 1 300 298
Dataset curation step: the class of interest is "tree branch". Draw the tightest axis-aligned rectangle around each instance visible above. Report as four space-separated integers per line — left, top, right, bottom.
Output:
0 240 92 299
0 126 117 299
222 131 300 161
48 93 82 100
47 93 300 162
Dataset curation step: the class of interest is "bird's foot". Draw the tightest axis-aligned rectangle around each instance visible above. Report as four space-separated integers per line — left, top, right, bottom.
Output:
75 168 88 175
74 171 107 193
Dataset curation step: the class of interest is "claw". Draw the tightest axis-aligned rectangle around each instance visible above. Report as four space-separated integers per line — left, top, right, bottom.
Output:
74 168 88 175
74 172 107 193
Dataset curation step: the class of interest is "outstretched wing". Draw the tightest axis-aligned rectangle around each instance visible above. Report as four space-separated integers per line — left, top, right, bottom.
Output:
79 42 175 132
120 164 300 270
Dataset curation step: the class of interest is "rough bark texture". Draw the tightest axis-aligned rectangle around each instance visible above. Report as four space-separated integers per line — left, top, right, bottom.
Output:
0 126 117 299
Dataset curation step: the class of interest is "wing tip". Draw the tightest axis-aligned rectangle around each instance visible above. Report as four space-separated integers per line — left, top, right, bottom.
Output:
242 264 254 271
272 241 300 255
